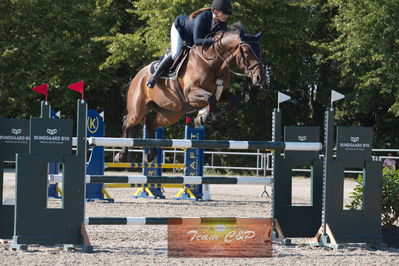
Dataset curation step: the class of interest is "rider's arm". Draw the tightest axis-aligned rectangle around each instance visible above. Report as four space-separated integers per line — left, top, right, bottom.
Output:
219 22 228 32
192 11 214 46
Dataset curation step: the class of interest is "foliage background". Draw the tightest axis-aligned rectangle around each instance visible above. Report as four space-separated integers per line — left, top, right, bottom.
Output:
346 169 399 227
1 0 398 149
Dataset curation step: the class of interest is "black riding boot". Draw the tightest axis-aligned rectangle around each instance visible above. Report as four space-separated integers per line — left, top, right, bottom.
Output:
147 54 174 88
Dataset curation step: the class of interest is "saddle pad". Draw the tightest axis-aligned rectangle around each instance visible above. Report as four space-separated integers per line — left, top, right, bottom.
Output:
149 50 189 80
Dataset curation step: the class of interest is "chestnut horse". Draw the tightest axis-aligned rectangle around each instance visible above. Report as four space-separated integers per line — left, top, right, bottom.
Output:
115 28 266 162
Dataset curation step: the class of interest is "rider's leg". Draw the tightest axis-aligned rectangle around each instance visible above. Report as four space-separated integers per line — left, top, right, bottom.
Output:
147 24 182 88
147 54 174 88
170 24 183 60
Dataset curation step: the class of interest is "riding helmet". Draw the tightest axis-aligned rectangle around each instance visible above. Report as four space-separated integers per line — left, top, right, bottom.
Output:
211 0 233 15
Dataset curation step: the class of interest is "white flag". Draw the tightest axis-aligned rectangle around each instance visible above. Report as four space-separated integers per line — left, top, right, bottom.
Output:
99 111 105 119
55 111 61 118
331 90 345 103
278 92 291 104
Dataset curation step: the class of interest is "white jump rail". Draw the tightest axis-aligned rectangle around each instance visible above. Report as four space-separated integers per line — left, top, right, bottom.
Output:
87 137 323 151
48 174 273 185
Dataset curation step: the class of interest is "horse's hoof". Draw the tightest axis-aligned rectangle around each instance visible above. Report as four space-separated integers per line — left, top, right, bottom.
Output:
210 113 223 123
194 116 204 128
114 152 127 163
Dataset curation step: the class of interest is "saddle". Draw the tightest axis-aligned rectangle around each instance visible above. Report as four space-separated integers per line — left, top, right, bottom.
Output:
149 46 190 79
148 46 199 114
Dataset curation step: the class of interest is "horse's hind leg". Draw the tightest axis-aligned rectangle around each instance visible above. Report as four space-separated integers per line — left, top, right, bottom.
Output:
114 116 141 162
143 112 158 163
143 109 184 160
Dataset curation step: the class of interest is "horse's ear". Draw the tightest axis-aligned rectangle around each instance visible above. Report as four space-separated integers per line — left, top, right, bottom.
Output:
255 30 264 40
241 31 263 42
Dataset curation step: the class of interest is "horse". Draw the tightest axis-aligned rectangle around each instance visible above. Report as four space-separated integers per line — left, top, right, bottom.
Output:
115 27 266 163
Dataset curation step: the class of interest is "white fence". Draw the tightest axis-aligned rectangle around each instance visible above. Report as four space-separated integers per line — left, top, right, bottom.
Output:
104 148 399 176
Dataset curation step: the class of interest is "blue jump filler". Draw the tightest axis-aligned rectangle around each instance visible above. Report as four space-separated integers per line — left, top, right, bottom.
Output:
173 125 205 200
132 126 165 199
85 109 113 203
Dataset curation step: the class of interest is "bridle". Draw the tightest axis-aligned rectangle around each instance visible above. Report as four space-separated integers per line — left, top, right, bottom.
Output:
197 31 263 78
235 42 263 78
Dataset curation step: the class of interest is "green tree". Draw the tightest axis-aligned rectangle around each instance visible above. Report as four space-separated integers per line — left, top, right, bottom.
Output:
0 0 139 136
326 0 399 147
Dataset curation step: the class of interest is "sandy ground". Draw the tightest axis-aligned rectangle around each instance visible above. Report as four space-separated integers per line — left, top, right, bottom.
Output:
1 170 399 265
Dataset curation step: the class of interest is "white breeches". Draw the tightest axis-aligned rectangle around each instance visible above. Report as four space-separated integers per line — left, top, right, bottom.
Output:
170 24 183 60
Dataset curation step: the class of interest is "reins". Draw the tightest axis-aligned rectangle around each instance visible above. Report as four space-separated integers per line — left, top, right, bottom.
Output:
194 31 262 79
191 32 231 75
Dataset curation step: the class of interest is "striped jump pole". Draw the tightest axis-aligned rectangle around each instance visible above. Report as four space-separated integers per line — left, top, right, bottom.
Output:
49 174 272 185
88 137 323 151
105 162 185 169
85 217 267 225
103 184 187 189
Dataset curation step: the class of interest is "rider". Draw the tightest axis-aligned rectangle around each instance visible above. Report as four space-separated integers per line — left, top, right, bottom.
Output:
146 0 233 88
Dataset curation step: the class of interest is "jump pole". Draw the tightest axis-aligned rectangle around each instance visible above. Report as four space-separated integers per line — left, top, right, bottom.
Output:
105 162 185 169
49 174 273 185
88 138 322 151
84 217 267 225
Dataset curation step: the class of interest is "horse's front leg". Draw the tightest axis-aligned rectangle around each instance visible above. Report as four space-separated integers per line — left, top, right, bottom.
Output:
187 85 216 127
208 91 238 123
194 106 211 128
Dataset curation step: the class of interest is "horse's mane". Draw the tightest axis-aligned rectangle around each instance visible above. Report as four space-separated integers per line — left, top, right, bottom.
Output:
226 22 263 59
232 21 244 32
202 22 243 43
222 22 243 36
228 22 263 44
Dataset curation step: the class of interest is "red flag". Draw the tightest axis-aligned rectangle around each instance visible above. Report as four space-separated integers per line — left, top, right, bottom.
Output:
32 84 48 101
68 81 84 99
185 116 192 125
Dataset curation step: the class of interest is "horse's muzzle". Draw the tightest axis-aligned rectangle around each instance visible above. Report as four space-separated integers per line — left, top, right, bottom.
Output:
252 72 266 86
249 64 266 86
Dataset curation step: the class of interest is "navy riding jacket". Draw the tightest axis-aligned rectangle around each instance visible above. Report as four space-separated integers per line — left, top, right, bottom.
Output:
174 9 228 46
